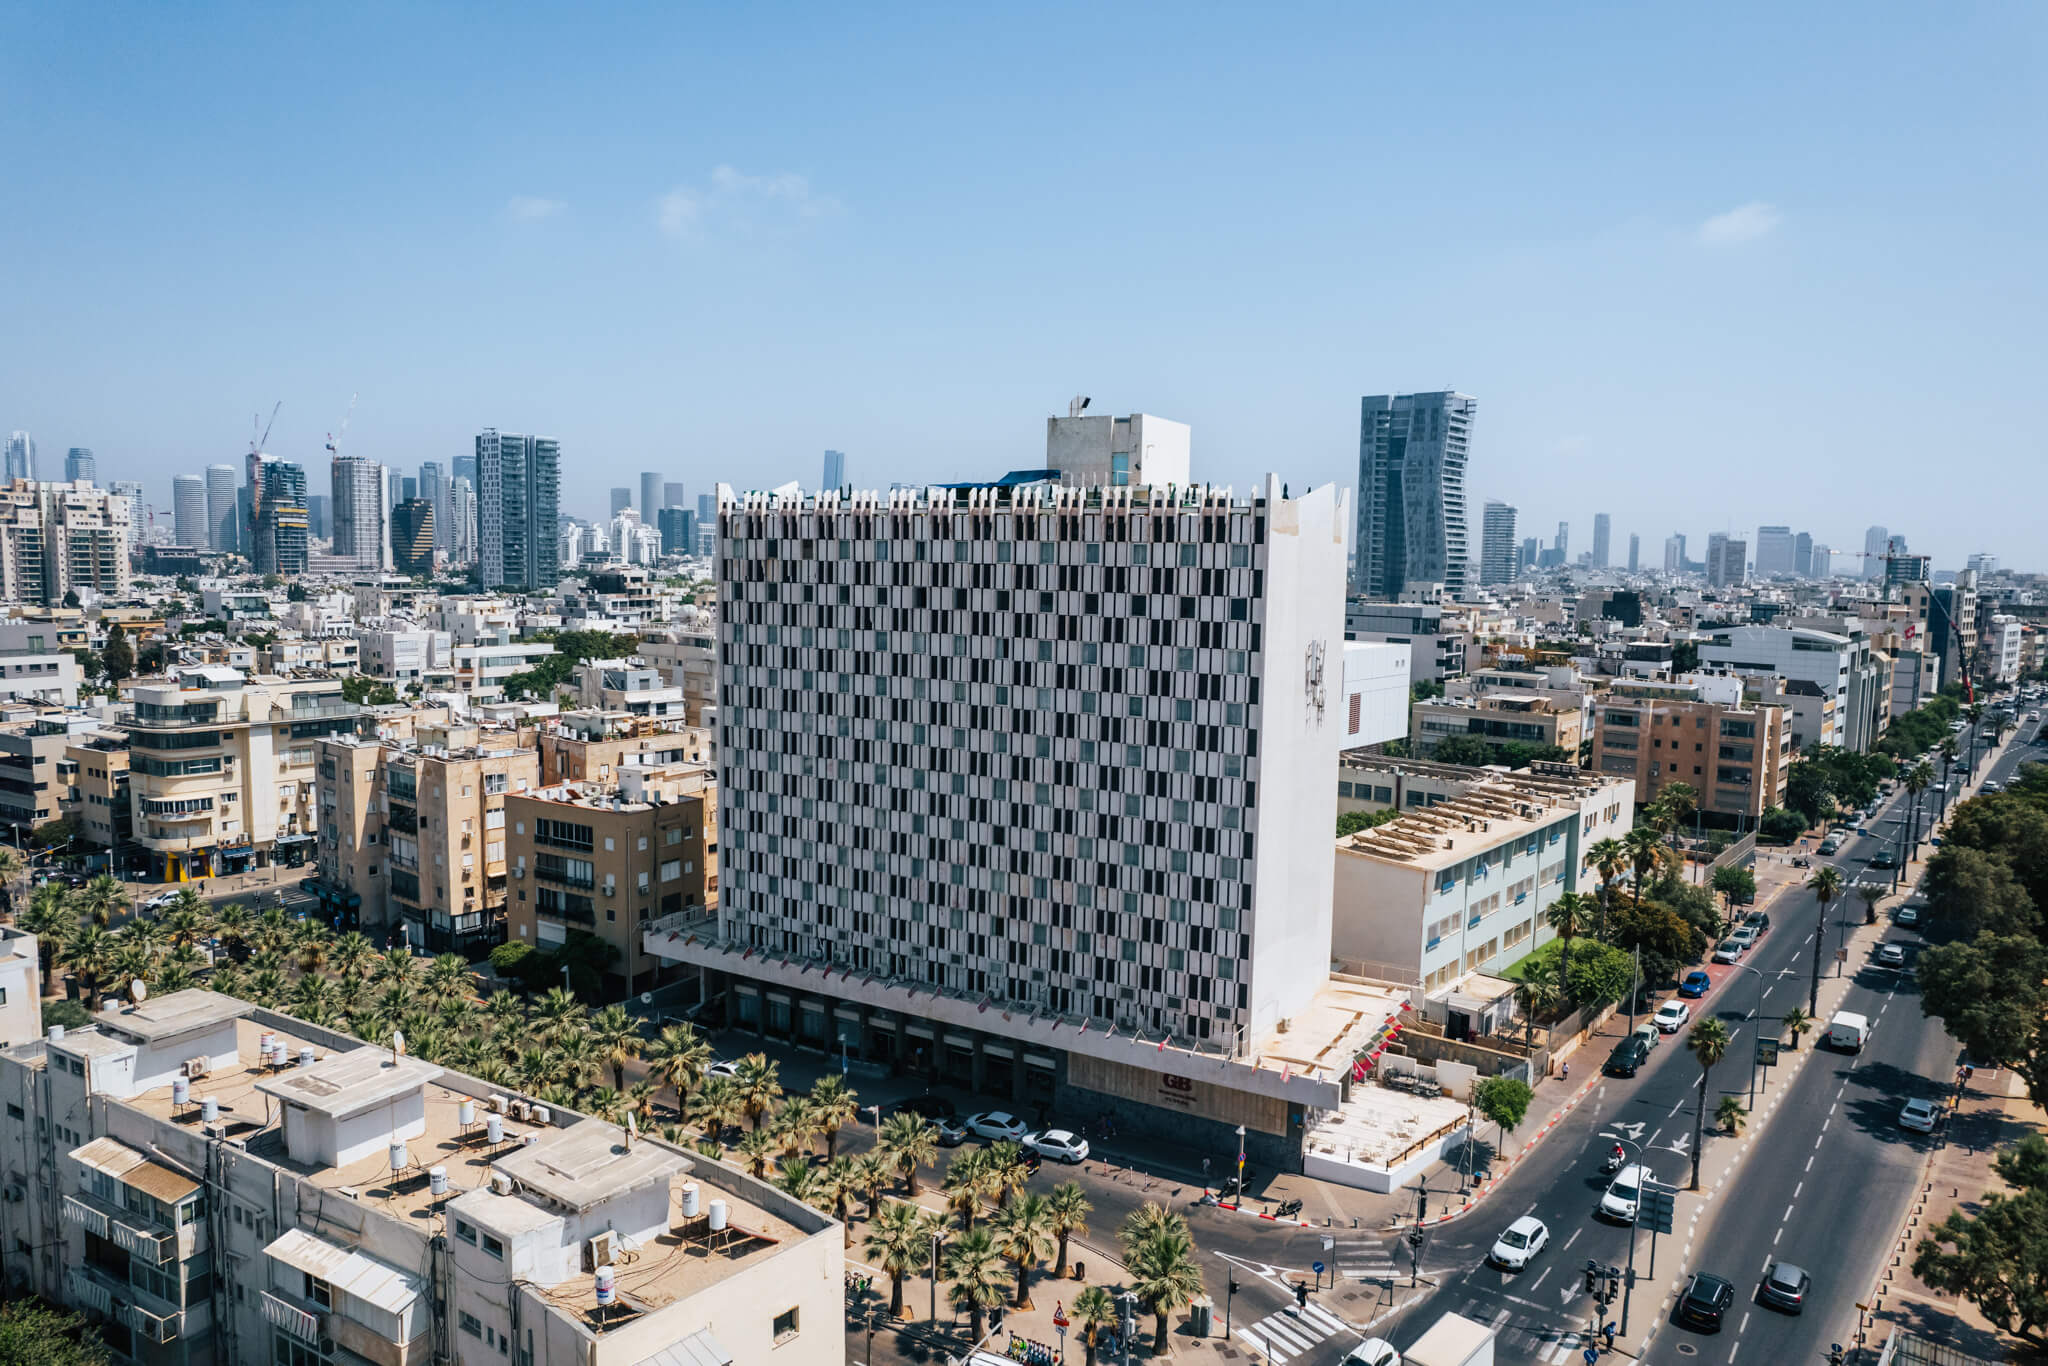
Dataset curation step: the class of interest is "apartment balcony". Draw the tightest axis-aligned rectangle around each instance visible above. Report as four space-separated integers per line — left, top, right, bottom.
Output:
262 1290 323 1344
66 1268 113 1317
119 1302 184 1346
63 1192 183 1264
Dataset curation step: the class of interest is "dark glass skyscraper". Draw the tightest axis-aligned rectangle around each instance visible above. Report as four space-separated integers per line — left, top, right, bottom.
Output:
477 430 559 590
1353 392 1474 598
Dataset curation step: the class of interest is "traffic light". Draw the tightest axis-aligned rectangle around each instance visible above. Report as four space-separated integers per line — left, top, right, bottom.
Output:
1229 1279 1241 1297
1295 1282 1309 1309
1584 1260 1600 1294
1416 1192 1428 1221
1606 1267 1622 1303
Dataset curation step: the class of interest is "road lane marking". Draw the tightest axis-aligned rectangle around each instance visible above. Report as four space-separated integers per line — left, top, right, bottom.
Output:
1562 1229 1581 1252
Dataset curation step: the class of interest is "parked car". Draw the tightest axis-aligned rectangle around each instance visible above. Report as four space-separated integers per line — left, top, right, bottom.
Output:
1677 1273 1736 1330
142 891 181 912
1604 1037 1651 1078
1653 1001 1692 1033
1679 970 1712 998
1743 911 1771 937
1895 905 1922 928
1899 1098 1940 1134
1600 1165 1644 1222
704 1060 740 1079
935 1116 971 1147
1488 1215 1550 1270
966 1111 1030 1142
1024 1129 1090 1164
896 1094 958 1122
1758 1262 1811 1313
1819 837 1842 856
1877 943 1907 969
1632 1021 1661 1052
1713 938 1746 964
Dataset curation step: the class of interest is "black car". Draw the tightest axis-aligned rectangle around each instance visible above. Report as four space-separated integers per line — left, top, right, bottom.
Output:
1743 910 1771 937
1758 1262 1810 1313
1678 1273 1736 1330
896 1094 958 1122
1604 1037 1651 1078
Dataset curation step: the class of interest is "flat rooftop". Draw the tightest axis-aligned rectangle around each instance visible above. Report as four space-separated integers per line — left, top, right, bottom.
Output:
495 1121 687 1213
1248 978 1411 1085
255 1048 444 1118
1337 787 1572 870
91 989 245 1046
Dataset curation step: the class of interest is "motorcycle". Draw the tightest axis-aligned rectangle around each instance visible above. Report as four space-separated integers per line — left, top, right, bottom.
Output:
1274 1198 1304 1218
1601 1146 1626 1175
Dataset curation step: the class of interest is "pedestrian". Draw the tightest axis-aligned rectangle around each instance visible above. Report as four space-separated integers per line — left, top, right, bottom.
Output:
1562 1061 1570 1082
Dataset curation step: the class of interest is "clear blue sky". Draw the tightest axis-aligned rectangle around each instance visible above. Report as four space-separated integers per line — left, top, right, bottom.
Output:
3 3 2042 569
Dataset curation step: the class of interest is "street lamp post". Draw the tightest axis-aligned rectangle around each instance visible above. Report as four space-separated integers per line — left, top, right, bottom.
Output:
1733 964 1766 1108
930 1230 942 1328
1610 1136 1646 1336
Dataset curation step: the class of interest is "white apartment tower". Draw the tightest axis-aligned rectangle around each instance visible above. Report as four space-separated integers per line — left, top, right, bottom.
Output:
205 463 239 552
330 455 388 571
172 474 208 548
1479 500 1517 585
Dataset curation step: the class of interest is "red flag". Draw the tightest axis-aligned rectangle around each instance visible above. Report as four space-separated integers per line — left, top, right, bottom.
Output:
1158 1036 1169 1052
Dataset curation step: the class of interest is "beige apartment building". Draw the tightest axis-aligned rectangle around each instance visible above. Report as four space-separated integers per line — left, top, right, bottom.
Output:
64 731 131 855
1590 674 1791 822
506 763 717 995
0 479 131 605
123 668 357 880
1410 690 1585 757
536 711 714 785
315 723 539 954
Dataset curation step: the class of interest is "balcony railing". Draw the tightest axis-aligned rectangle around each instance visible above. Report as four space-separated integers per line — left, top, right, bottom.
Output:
120 1303 183 1344
67 1269 112 1317
263 1291 323 1344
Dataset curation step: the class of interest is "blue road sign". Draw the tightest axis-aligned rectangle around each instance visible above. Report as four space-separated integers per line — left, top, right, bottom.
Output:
1584 1349 1599 1364
1312 1261 1324 1275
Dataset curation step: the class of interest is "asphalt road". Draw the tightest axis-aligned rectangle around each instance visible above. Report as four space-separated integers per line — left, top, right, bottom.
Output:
1373 729 2011 1366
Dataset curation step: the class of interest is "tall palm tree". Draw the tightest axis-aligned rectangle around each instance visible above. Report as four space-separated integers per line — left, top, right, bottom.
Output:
733 1054 783 1131
1588 836 1629 935
1073 1285 1118 1366
821 1154 860 1235
1126 1225 1206 1354
1623 824 1668 903
990 1192 1055 1307
78 874 126 930
1121 1201 1189 1249
1512 964 1560 1049
18 894 70 995
1046 1180 1091 1279
982 1140 1032 1211
377 945 425 990
944 1227 1009 1344
879 1111 939 1196
246 968 288 1009
109 942 154 995
1938 737 1959 819
530 986 587 1043
1806 865 1843 1016
943 1148 990 1230
1781 1006 1813 1050
853 1150 895 1221
513 1047 559 1096
291 919 333 977
326 928 372 980
776 1096 821 1164
1905 761 1934 862
1544 892 1592 1014
161 907 207 953
0 845 23 914
290 974 339 1024
687 1076 745 1144
482 987 528 1033
587 1004 645 1091
1657 782 1699 844
865 1201 936 1319
733 1128 779 1179
60 923 111 1008
212 902 254 962
1686 1017 1731 1190
423 953 473 1005
808 1074 860 1158
585 1087 633 1126
155 960 197 995
774 1159 823 1208
644 1023 711 1116
550 1032 605 1092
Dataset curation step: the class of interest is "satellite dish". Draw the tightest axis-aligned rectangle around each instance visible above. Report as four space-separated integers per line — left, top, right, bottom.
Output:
129 979 147 1004
391 1030 407 1058
639 993 652 1006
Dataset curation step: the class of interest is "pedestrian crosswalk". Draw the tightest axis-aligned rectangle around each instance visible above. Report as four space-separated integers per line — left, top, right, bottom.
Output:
1331 1236 1398 1282
1234 1302 1349 1362
1454 1300 1593 1364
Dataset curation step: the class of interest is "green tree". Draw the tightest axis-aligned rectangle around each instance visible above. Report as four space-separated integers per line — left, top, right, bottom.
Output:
945 1227 1010 1343
1335 808 1400 837
1686 1017 1731 1190
588 1003 644 1091
1073 1285 1119 1366
1807 865 1844 1016
865 1200 941 1319
1473 1075 1533 1153
1914 1133 2048 1344
1623 825 1669 902
1758 806 1808 843
1717 1096 1748 1135
645 1022 712 1116
733 1053 783 1131
809 1074 860 1158
1545 892 1593 1013
0 1297 114 1366
879 1110 939 1195
686 1076 744 1143
942 1148 990 1230
1046 1180 1092 1278
341 675 399 705
733 1128 779 1178
1710 865 1757 930
1920 934 2048 1108
1125 1224 1207 1353
990 1192 1056 1307
1562 940 1636 1008
101 623 134 683
1431 735 1496 766
1781 1006 1813 1050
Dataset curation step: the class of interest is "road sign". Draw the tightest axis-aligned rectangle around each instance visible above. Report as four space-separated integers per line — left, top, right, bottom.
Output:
1639 1182 1677 1236
1756 1037 1781 1066
1312 1261 1325 1277
1584 1348 1599 1364
1322 1235 1334 1252
1053 1305 1069 1330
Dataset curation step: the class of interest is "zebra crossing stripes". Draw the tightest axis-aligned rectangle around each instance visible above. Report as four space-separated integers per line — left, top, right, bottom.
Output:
1332 1237 1397 1280
1232 1302 1349 1362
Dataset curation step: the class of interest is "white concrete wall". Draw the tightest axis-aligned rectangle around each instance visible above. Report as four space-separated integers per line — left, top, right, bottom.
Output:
1339 642 1410 747
0 934 41 1048
1245 477 1351 1037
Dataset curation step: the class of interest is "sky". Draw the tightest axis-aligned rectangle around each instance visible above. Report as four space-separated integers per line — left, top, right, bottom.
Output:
2 3 2043 570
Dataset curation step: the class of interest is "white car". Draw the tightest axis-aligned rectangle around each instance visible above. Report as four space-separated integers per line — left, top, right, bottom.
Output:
1343 1341 1401 1366
1489 1215 1550 1269
1600 1164 1644 1223
1653 1001 1691 1033
966 1111 1030 1142
1713 939 1745 964
142 891 180 912
1024 1129 1090 1164
1899 1099 1939 1134
705 1060 740 1079
1877 943 1907 969
1895 905 1922 928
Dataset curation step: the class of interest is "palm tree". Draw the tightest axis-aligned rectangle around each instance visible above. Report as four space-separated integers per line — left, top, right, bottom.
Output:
625 1079 660 1123
1545 892 1592 1014
587 1004 644 1091
1781 1006 1813 1050
733 1054 783 1131
990 1192 1055 1307
291 919 332 976
586 1087 633 1126
109 943 154 995
865 1201 936 1319
821 1154 860 1234
1121 1201 1189 1249
212 902 254 962
879 1111 939 1196
327 928 374 981
246 968 288 1009
530 986 587 1044
944 1227 1009 1344
1126 1225 1206 1354
1856 882 1884 925
809 1074 860 1158
981 1140 1032 1210
777 1096 821 1164
551 1033 605 1092
1623 824 1668 903
853 1150 895 1222
17 894 70 996
1046 1180 1091 1279
78 874 126 930
0 845 22 913
1512 961 1561 1048
513 1047 558 1096
1938 737 1959 819
1717 1096 1748 1135
60 923 111 1008
482 986 527 1032
1686 1017 1731 1190
423 953 473 1005
1588 836 1629 935
1806 865 1844 1016
774 1159 823 1208
644 1023 711 1116
155 960 197 994
733 1128 779 1179
376 944 425 989
943 1148 989 1230
208 962 249 1002
1073 1285 1118 1366
1905 761 1934 861
161 907 207 953
1657 782 1699 845
290 974 338 1024
687 1076 745 1144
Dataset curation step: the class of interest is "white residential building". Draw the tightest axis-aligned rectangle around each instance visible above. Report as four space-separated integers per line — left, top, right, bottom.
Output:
1988 614 2024 682
330 455 388 571
357 627 455 686
1697 623 1886 752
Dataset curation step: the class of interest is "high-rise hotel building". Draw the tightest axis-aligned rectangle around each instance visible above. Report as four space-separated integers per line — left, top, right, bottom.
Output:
647 415 1410 1165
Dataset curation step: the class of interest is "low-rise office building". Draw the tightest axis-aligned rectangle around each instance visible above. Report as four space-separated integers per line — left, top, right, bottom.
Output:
571 660 686 720
66 732 132 855
1409 690 1584 757
0 988 840 1366
1588 674 1791 821
1345 598 1467 685
506 764 717 996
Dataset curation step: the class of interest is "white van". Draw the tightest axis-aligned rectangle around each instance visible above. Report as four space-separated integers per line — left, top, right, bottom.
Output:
1825 1011 1869 1052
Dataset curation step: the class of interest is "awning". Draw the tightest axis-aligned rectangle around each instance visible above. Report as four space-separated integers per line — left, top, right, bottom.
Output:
983 1044 1014 1060
265 1228 425 1315
69 1136 198 1203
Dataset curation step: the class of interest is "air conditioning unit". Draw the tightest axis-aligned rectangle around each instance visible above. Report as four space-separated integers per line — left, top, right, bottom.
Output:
3 1186 22 1204
586 1230 617 1270
489 1172 515 1197
182 1058 209 1080
510 1101 529 1121
489 1094 509 1114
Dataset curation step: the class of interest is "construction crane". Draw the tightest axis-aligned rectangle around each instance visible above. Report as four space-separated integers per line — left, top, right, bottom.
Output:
249 401 281 456
325 393 359 458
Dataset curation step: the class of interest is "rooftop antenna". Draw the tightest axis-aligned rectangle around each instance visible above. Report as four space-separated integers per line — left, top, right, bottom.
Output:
1068 395 1091 418
391 1030 406 1063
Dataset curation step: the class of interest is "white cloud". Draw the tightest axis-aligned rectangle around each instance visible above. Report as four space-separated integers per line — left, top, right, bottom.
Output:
656 164 841 238
507 196 566 221
1697 202 1781 247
